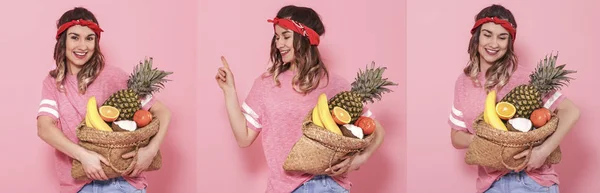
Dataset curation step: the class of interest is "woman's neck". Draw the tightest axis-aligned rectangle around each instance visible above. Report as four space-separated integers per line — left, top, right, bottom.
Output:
479 57 492 76
67 63 82 75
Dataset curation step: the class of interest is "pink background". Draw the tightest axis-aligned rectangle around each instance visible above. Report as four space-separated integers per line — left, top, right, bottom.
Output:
197 0 406 192
0 1 197 192
407 0 600 193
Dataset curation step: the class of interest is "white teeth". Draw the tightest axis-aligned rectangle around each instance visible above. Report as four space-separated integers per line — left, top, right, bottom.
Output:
486 49 498 53
74 52 86 56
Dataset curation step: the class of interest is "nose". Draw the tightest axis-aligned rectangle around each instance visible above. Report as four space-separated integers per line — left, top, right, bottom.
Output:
490 37 500 48
74 38 91 50
275 37 285 49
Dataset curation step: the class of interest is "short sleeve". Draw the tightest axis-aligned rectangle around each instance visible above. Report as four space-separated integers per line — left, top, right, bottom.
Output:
361 105 374 119
448 78 468 132
37 77 59 121
140 94 157 111
542 90 566 112
242 77 265 132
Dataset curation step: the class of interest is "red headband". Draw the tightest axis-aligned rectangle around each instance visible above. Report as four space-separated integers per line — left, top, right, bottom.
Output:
471 17 516 42
267 17 320 46
56 19 104 40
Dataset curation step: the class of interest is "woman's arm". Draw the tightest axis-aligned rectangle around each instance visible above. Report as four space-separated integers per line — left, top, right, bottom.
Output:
146 101 171 151
359 120 385 158
223 89 259 148
540 99 580 153
37 116 109 180
37 116 87 159
216 56 259 148
451 129 474 149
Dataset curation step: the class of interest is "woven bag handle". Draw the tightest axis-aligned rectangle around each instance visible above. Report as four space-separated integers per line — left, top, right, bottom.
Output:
501 143 533 171
107 143 141 174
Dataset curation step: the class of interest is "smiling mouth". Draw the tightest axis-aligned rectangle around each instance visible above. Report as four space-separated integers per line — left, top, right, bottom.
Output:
485 48 499 55
280 50 290 56
73 51 88 59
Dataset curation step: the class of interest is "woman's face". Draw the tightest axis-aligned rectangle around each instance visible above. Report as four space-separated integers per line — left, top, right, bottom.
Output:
477 22 510 65
65 25 96 68
274 25 295 64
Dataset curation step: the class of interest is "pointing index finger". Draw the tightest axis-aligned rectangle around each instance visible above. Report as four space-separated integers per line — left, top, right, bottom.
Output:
221 56 230 69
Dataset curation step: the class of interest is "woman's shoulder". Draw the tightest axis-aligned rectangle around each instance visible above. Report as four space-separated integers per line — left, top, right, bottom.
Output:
325 72 350 86
98 64 130 82
506 67 531 86
41 73 56 87
453 72 470 88
252 72 272 85
101 64 128 76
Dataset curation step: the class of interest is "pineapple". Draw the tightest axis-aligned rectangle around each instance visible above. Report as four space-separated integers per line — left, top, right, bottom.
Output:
103 57 173 121
500 53 576 118
328 62 398 123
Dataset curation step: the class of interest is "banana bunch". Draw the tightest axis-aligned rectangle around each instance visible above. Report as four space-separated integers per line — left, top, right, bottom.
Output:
311 93 343 135
85 96 113 132
483 90 508 131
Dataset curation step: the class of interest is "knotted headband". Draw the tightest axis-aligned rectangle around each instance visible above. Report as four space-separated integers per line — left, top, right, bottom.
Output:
56 19 104 40
267 17 320 46
471 17 516 42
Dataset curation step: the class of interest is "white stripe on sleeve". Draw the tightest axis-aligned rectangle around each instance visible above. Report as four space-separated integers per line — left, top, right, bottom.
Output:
242 102 259 120
452 105 463 117
449 114 466 128
141 95 153 107
38 107 59 118
39 99 57 108
543 92 562 109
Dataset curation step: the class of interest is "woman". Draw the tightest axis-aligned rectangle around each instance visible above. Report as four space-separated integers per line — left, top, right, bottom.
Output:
215 5 385 193
448 4 580 193
36 7 171 193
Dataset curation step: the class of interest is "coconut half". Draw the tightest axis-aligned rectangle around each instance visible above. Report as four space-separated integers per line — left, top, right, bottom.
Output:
508 118 533 132
343 124 364 139
114 120 137 132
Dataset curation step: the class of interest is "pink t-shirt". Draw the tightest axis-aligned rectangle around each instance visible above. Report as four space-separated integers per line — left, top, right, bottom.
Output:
242 70 373 193
36 64 156 193
448 69 565 193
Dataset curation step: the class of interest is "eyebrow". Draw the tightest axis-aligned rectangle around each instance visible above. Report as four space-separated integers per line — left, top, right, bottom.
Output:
282 31 292 35
67 32 96 37
482 29 509 36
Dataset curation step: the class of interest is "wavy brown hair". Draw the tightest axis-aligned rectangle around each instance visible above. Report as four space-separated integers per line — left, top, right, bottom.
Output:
51 7 105 94
464 4 518 91
265 5 328 94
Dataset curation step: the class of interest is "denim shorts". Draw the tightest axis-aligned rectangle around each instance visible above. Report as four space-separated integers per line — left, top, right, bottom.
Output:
291 175 349 193
78 177 146 193
485 171 559 193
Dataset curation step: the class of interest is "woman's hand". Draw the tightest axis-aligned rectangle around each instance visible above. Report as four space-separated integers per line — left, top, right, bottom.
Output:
216 56 236 94
121 146 159 177
325 153 370 176
513 145 552 171
77 149 110 181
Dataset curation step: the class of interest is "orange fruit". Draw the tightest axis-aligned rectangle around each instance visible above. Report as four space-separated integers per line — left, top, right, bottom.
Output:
357 117 376 135
354 116 366 125
99 106 120 122
133 110 153 128
534 108 552 121
531 109 549 128
331 107 351 125
496 102 516 120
